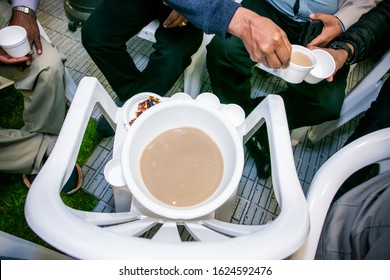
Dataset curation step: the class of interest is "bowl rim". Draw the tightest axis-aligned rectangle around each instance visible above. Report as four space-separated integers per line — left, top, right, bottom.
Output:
120 99 245 219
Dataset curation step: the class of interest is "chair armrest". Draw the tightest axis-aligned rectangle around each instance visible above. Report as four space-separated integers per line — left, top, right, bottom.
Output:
292 127 390 259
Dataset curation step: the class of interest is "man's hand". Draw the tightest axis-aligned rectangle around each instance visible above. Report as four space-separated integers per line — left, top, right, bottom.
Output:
228 7 291 69
9 11 42 55
163 10 188 28
307 13 343 48
323 46 352 82
0 47 32 65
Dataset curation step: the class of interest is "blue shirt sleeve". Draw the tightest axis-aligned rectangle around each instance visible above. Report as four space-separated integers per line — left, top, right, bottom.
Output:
164 0 241 39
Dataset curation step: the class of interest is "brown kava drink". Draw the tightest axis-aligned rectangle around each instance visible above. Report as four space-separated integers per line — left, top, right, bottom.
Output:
140 127 224 207
291 51 313 67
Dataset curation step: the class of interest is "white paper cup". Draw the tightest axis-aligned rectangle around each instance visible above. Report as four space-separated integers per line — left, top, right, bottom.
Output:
280 45 317 84
220 104 245 130
196 92 221 109
104 158 133 212
104 158 126 187
0 26 30 58
170 92 192 100
304 49 336 84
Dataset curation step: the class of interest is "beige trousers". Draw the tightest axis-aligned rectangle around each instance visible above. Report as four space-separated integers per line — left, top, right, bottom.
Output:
0 1 67 174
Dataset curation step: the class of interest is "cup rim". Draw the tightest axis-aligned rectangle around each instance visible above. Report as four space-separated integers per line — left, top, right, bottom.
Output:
0 25 27 47
104 158 126 187
307 49 336 79
289 44 317 69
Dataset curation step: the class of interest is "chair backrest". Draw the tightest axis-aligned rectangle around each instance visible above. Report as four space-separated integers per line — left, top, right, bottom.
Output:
291 127 390 259
25 77 309 259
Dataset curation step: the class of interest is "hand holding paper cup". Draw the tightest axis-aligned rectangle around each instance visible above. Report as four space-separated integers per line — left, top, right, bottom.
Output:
304 49 336 84
0 26 30 58
258 45 317 84
258 44 335 84
279 45 317 84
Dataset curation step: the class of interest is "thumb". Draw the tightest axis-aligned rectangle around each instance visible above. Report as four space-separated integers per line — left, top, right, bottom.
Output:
309 13 324 21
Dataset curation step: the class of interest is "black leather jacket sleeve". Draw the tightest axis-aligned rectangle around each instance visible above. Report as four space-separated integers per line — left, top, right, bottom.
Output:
338 0 390 64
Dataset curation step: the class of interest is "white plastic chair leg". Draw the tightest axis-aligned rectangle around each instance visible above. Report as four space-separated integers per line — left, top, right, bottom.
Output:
183 34 214 98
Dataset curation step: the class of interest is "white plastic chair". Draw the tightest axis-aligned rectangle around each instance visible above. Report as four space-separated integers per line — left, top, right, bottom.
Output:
291 127 390 259
294 49 390 144
25 77 309 259
0 231 72 260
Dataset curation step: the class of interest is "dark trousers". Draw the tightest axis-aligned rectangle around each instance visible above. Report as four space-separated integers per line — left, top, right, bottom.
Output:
81 0 203 102
206 0 349 129
345 77 390 145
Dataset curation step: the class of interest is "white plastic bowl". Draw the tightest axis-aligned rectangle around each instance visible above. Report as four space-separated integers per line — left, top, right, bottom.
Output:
121 99 244 219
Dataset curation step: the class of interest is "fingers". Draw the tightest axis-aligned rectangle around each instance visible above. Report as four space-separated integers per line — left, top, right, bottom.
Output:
254 32 291 69
227 7 293 68
163 17 187 28
276 35 292 68
307 13 342 47
306 34 324 48
24 50 34 66
33 36 42 55
163 10 187 28
326 76 334 82
0 50 31 65
309 13 323 21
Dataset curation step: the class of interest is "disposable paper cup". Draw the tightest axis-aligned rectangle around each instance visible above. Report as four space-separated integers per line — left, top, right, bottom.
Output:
104 158 133 212
196 92 221 109
280 45 316 84
220 104 245 130
104 158 126 188
304 49 336 84
121 99 244 219
170 92 192 100
0 26 30 58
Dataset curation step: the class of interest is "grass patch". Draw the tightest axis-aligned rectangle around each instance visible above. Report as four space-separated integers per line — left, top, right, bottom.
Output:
0 85 24 129
0 85 101 249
